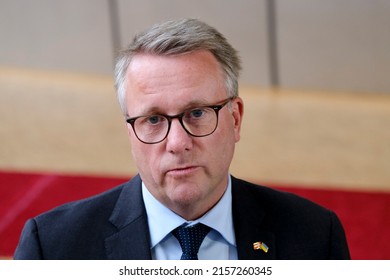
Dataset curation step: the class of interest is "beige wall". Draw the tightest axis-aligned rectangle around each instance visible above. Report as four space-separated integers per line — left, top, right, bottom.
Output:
116 0 269 86
0 0 113 74
277 0 390 93
1 0 389 93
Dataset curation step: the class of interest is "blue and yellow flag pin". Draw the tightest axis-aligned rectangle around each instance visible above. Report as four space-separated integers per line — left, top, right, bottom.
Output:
253 241 269 253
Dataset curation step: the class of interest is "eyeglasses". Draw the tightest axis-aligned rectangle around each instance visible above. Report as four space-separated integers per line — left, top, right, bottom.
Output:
126 98 234 144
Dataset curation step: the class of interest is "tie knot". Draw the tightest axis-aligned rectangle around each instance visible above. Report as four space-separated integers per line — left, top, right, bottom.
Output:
172 223 211 260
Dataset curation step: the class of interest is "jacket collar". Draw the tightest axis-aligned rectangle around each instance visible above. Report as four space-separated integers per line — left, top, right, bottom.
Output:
105 175 152 260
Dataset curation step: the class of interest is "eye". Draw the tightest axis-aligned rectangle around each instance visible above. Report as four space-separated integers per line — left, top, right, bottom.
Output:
189 108 206 118
146 115 165 125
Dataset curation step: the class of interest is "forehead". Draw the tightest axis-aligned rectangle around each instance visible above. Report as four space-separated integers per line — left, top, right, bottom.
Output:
125 51 226 115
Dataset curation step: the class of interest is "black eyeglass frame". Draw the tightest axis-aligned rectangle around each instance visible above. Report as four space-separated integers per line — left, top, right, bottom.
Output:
126 97 235 144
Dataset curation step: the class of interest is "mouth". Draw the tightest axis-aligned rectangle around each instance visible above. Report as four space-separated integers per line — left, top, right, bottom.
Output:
166 166 199 177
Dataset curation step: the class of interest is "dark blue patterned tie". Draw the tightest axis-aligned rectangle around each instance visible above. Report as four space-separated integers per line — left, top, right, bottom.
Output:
172 223 211 260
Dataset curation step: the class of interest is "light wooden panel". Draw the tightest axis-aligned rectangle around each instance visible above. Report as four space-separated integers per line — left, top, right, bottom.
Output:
1 68 389 191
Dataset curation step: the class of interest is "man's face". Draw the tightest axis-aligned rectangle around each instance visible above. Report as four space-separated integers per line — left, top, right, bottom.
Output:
124 50 243 220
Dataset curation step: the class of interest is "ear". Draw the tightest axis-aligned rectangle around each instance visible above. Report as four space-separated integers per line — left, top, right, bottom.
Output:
231 97 244 142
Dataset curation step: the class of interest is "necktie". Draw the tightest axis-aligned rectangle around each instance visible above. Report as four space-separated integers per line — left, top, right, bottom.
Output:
172 223 211 260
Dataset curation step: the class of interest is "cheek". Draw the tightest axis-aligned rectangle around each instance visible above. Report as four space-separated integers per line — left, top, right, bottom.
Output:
130 143 165 187
207 124 236 164
131 141 153 167
128 131 155 170
220 114 239 143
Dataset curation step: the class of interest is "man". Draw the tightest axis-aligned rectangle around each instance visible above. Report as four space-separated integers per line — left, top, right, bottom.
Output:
14 18 350 259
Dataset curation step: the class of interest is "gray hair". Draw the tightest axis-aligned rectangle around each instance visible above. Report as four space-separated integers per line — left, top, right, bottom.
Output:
114 18 241 116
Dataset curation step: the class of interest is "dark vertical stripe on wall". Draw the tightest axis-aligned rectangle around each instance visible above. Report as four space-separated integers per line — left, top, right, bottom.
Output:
108 0 122 66
266 0 279 87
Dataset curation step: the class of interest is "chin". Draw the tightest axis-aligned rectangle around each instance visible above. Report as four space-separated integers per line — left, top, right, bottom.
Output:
169 182 204 206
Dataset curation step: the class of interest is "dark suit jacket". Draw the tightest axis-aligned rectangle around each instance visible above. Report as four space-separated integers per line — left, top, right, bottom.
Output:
14 175 350 259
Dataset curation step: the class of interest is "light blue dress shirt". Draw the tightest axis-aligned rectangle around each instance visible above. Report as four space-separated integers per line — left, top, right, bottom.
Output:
142 174 238 260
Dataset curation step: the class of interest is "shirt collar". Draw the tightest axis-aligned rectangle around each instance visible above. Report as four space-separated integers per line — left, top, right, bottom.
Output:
142 174 236 248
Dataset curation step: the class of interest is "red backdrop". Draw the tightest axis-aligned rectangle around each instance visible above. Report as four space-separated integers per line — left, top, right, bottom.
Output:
1 170 389 259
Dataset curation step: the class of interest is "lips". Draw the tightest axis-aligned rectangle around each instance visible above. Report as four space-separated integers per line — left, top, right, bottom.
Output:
166 166 199 176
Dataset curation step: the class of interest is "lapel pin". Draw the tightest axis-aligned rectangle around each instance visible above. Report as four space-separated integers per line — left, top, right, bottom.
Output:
253 241 269 253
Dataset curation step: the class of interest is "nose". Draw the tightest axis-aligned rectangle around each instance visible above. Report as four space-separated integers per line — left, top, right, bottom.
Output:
165 118 193 153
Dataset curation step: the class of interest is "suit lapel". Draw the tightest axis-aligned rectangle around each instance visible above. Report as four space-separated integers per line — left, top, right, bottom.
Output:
232 176 276 259
105 175 152 260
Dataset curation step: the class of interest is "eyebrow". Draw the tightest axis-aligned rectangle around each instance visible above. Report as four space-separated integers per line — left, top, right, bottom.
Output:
133 98 211 117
